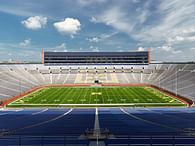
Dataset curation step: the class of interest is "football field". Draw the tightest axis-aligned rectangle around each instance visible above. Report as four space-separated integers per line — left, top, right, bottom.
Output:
7 86 186 107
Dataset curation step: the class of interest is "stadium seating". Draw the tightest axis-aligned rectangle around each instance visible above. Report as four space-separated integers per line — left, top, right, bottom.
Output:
0 108 195 145
0 64 195 101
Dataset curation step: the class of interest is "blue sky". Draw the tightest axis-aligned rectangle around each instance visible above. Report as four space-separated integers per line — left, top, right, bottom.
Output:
0 0 194 62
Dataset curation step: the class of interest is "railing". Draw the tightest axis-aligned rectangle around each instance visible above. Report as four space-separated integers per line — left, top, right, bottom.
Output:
105 136 195 146
0 135 90 146
1 135 195 146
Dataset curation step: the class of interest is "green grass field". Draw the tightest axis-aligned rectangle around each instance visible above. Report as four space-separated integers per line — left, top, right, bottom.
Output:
7 86 186 107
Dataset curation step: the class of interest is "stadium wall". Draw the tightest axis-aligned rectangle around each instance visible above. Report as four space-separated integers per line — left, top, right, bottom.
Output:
151 85 193 106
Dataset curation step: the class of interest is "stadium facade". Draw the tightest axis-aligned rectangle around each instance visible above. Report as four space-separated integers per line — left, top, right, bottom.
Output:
42 51 151 64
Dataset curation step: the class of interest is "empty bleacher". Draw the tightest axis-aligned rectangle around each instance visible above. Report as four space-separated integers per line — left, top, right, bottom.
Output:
0 64 194 101
0 108 195 145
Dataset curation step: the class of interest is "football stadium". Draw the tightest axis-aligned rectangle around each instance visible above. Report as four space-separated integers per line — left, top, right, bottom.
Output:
1 0 195 145
0 51 195 145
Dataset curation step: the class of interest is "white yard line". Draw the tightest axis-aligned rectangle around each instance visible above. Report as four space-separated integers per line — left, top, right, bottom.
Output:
101 88 104 104
114 87 128 103
109 87 119 103
83 87 89 104
55 88 70 103
75 88 84 104
89 87 93 104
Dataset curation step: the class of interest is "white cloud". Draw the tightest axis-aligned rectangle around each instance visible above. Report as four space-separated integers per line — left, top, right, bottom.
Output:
53 18 81 37
46 43 68 52
86 0 193 62
90 17 98 23
187 36 195 41
90 1 151 36
172 50 182 54
118 50 124 52
136 1 151 24
138 47 145 51
91 7 135 34
19 39 31 47
152 45 183 54
8 53 12 56
133 0 195 42
151 45 170 52
190 48 195 50
90 45 99 52
161 46 172 52
174 36 195 42
138 9 150 24
182 28 195 34
77 0 106 7
167 35 195 45
132 0 139 3
21 16 47 30
92 47 100 52
56 43 66 50
53 49 67 52
86 37 100 42
100 31 118 40
175 36 185 41
56 43 67 52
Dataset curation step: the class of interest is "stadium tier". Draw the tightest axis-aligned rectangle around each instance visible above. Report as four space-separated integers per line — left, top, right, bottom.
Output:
42 51 151 64
0 63 195 105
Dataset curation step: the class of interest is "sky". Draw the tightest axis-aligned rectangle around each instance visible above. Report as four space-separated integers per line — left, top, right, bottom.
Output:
0 0 194 62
